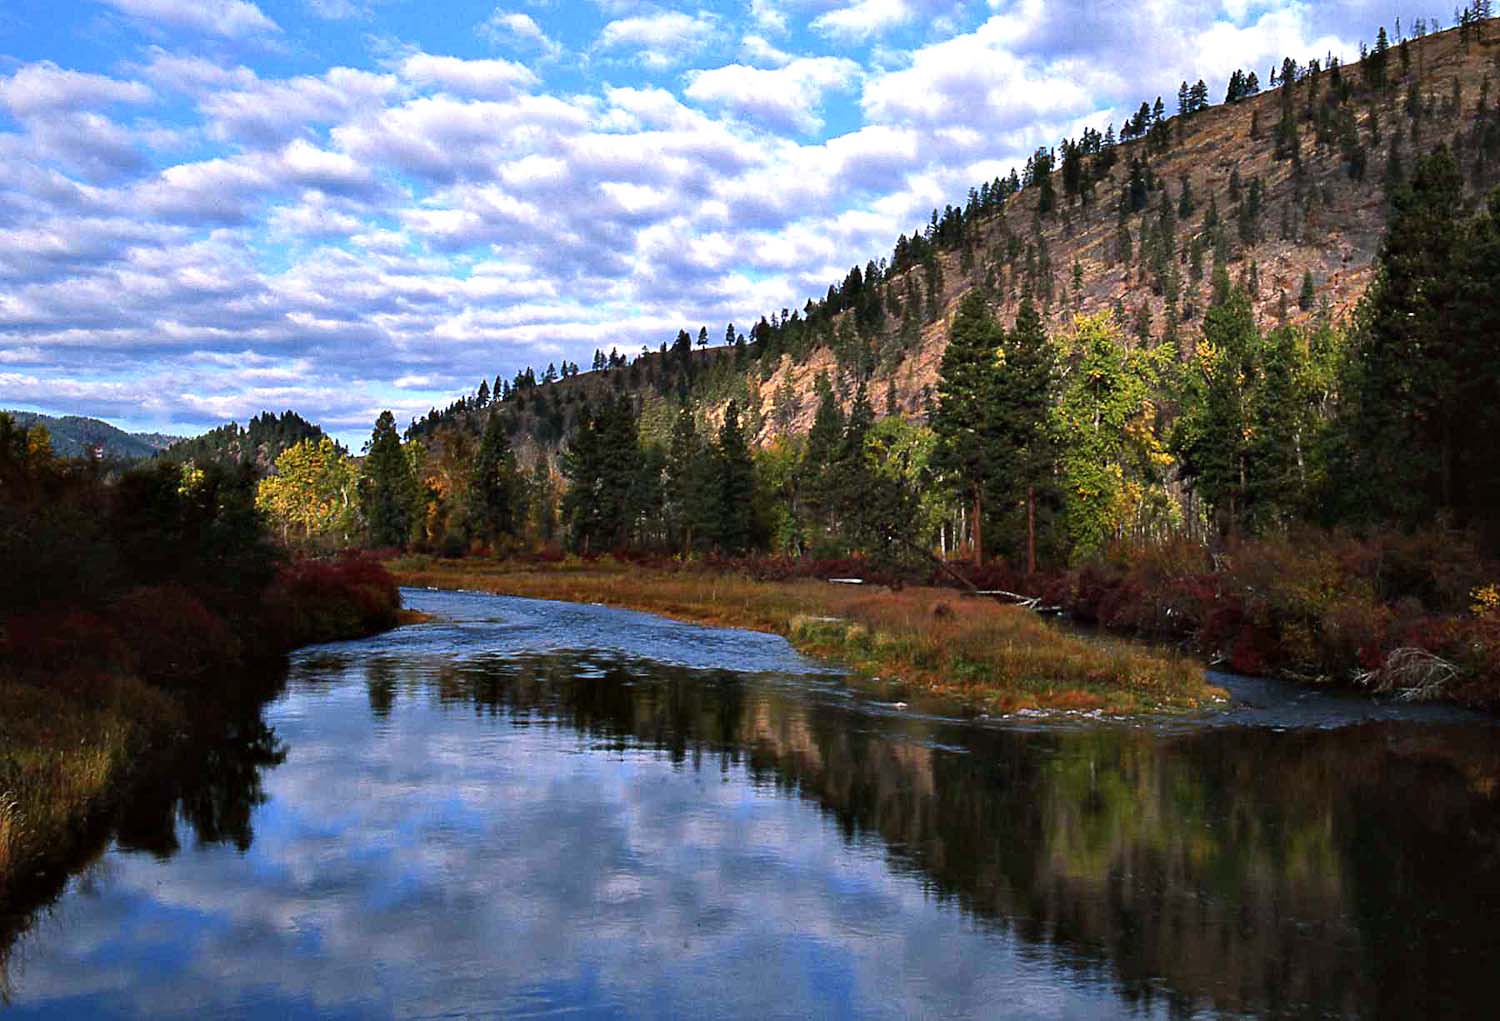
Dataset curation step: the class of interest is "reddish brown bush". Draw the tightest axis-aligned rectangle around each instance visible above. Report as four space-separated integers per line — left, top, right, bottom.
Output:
1 610 129 676
261 554 401 649
111 584 240 684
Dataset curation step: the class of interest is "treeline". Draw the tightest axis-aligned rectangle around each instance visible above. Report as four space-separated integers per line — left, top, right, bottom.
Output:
163 410 330 473
324 147 1499 568
0 415 399 683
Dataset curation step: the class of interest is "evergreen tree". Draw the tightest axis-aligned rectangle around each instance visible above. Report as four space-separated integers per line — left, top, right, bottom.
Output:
714 400 756 554
1173 291 1311 534
664 405 716 552
992 297 1058 573
932 291 1004 564
361 410 419 549
561 397 641 551
801 373 845 544
469 412 525 544
1332 150 1500 537
1298 270 1317 310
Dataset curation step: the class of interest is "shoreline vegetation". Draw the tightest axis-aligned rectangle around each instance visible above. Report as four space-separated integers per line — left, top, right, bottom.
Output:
0 556 403 909
393 531 1500 714
0 412 407 910
390 557 1219 715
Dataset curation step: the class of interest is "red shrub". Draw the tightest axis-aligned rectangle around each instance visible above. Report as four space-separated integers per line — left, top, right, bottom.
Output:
112 584 240 684
1 609 129 676
261 554 401 650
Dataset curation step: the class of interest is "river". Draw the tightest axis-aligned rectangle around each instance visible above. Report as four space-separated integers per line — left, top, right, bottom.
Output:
3 587 1498 1019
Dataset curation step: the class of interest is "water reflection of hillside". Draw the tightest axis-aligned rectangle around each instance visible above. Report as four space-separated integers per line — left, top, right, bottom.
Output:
6 636 1498 1019
427 652 1500 1020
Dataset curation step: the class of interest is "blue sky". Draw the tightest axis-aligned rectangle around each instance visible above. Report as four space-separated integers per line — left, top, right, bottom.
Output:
0 1 1416 445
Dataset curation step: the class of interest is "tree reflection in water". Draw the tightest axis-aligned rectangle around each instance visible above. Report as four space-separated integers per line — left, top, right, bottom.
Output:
421 651 1500 1020
4 625 1499 1019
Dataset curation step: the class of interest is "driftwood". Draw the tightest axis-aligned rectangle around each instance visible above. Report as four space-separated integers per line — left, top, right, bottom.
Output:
974 589 1062 614
1355 647 1460 702
825 533 1060 614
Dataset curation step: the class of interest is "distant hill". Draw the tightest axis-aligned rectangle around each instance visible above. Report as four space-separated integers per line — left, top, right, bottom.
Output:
161 410 335 474
4 411 181 461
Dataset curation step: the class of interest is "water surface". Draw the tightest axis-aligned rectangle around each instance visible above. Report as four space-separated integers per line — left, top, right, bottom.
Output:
4 588 1499 1019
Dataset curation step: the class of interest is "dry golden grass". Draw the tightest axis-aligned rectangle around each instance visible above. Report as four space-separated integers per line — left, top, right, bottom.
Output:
0 675 179 900
393 557 1219 713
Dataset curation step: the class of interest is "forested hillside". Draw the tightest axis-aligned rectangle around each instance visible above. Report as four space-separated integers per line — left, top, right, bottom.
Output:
414 17 1500 458
162 411 333 473
2 411 179 461
257 15 1500 704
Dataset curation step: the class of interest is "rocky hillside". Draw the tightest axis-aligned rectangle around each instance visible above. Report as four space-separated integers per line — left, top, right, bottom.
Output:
425 21 1500 457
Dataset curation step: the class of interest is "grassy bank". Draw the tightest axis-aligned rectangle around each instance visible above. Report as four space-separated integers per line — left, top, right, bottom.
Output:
391 557 1217 714
0 556 403 906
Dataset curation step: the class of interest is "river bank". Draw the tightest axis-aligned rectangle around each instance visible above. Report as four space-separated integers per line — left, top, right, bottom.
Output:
0 557 407 909
390 557 1218 715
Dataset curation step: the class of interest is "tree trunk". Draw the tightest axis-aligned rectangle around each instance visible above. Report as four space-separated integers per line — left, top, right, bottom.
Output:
1026 486 1037 576
971 485 984 567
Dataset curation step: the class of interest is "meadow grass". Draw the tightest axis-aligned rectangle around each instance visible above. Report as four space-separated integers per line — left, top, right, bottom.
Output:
391 557 1218 714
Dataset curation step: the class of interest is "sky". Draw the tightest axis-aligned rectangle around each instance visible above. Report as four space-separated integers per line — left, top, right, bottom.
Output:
0 1 1416 446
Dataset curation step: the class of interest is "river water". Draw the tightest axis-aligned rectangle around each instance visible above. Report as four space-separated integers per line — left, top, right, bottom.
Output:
3 588 1499 1019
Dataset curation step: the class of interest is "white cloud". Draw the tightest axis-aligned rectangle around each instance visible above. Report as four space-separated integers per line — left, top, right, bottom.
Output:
0 62 153 117
398 53 539 99
196 67 398 148
597 12 719 68
741 34 794 67
99 0 281 38
480 9 563 57
685 57 861 134
811 0 916 41
861 16 1110 132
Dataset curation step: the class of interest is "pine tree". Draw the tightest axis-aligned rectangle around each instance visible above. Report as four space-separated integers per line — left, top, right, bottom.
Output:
714 400 755 554
361 410 419 549
1298 270 1317 310
993 297 1057 573
932 291 1004 564
1172 290 1259 534
561 397 641 552
801 373 845 541
663 406 712 553
1329 147 1471 527
469 412 524 544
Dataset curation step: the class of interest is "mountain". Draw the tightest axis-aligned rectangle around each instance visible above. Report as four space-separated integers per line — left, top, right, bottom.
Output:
4 411 182 461
412 20 1500 457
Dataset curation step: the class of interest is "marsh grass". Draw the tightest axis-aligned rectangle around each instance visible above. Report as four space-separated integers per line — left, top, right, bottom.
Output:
392 557 1216 713
0 675 179 902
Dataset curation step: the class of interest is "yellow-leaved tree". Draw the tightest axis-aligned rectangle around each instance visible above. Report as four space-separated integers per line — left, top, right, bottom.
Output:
256 436 358 548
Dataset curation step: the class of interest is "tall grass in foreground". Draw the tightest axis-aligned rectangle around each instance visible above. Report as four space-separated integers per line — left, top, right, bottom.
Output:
0 676 178 901
392 558 1214 713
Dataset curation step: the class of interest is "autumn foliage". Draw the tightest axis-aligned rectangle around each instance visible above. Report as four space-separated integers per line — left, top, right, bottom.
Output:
262 555 401 648
1032 527 1500 707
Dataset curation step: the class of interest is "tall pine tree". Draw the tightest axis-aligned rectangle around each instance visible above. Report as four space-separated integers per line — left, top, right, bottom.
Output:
714 400 755 554
932 291 1004 565
993 297 1058 573
468 412 525 545
361 410 419 549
